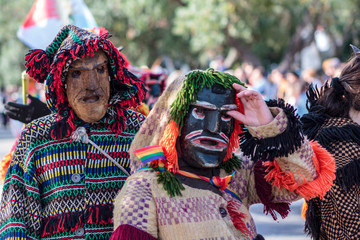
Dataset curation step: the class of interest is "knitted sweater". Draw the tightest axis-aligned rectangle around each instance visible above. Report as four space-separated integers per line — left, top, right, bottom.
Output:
0 109 144 240
112 107 335 240
302 115 360 240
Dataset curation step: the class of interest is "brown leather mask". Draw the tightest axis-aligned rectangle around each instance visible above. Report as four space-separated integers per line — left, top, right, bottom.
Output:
66 50 110 123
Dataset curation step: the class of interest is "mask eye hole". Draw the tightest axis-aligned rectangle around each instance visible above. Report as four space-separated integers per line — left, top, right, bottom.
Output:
192 107 205 120
97 65 105 74
71 70 81 78
221 113 232 122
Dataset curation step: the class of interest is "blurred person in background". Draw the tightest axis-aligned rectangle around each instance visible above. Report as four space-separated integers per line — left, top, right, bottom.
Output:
301 68 323 89
321 57 341 81
287 79 308 116
247 66 273 100
284 71 301 101
0 86 8 129
268 68 288 100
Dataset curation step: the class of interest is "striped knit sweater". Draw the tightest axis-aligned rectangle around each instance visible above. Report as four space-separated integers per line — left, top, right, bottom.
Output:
0 109 145 240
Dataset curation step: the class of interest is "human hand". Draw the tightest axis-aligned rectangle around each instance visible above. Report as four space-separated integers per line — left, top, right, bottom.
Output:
227 83 273 126
4 95 51 123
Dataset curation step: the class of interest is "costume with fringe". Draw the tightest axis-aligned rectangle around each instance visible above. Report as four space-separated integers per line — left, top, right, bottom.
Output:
302 86 360 240
111 69 335 240
0 25 145 240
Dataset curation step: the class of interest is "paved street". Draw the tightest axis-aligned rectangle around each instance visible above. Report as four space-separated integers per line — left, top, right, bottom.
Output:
0 126 311 239
251 200 311 240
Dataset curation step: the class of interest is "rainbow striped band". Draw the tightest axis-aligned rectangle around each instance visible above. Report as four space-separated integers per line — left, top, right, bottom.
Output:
134 145 166 165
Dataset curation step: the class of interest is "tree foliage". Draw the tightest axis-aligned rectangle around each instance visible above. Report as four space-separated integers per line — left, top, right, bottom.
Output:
1 0 360 86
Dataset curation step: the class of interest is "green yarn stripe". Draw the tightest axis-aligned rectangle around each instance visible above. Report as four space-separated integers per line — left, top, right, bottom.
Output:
46 28 82 56
69 29 83 45
169 68 245 131
46 28 70 56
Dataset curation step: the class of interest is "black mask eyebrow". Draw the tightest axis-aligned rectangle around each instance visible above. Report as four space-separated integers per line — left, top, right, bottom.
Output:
211 83 227 94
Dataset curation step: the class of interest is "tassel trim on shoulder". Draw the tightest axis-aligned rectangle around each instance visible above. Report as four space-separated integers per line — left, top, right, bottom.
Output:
263 141 335 200
240 99 304 162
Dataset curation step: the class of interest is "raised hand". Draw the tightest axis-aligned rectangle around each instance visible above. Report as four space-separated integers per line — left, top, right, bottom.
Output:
227 83 273 126
4 95 51 124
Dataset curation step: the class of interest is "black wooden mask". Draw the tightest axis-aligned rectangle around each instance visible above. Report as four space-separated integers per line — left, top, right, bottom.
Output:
177 84 237 169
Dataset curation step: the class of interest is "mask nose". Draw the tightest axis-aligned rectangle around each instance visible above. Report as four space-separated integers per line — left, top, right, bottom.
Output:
86 70 99 91
204 111 221 134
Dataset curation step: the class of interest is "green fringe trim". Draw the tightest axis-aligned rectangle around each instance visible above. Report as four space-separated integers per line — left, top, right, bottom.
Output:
170 68 245 132
46 28 70 56
156 170 185 197
153 154 242 197
219 153 242 174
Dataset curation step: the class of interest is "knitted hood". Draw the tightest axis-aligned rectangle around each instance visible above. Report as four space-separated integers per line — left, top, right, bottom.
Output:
130 68 244 173
25 25 145 139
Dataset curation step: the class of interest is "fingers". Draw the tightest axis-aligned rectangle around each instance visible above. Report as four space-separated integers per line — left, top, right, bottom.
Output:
232 83 247 92
236 89 262 102
5 101 25 111
28 94 37 101
4 109 19 120
226 110 245 123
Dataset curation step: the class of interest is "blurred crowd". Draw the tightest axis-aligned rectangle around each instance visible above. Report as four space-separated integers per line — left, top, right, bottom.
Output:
0 55 345 134
219 57 344 116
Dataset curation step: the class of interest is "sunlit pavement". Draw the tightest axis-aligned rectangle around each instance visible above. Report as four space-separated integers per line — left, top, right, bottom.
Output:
0 127 311 239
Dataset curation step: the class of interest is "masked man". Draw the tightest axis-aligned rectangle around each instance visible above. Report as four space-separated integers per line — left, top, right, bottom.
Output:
0 25 145 239
111 69 335 240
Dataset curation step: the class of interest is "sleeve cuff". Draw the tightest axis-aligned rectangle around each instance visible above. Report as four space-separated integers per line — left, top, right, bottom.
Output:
239 99 304 162
246 107 287 139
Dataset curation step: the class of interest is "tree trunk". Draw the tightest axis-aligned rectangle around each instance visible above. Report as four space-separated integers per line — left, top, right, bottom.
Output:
278 6 323 72
225 33 262 67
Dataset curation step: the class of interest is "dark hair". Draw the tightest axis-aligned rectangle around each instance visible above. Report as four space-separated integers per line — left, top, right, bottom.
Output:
313 54 360 117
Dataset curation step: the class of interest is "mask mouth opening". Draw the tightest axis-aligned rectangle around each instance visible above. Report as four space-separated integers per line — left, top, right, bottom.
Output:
81 94 101 103
191 136 227 151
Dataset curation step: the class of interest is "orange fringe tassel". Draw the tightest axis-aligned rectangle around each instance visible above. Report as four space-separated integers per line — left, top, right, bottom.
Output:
160 120 179 173
0 151 12 183
263 140 335 200
301 201 308 220
0 140 17 183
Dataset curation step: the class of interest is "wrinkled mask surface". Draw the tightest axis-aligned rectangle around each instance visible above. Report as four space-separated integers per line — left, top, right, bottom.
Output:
66 50 110 123
177 84 236 168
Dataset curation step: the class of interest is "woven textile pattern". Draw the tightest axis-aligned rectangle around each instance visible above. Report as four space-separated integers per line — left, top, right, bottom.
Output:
114 169 254 240
0 109 144 240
